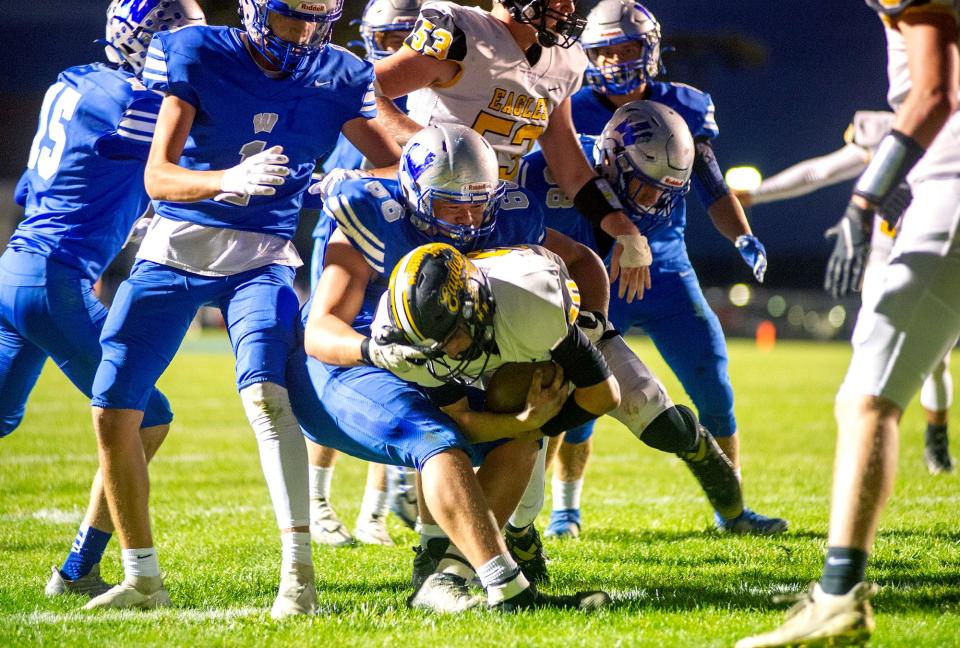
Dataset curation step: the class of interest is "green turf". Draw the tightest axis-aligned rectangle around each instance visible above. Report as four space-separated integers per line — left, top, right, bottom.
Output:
1 335 958 646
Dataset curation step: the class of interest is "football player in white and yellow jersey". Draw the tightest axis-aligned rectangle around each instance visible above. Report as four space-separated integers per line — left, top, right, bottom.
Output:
738 1 960 645
372 0 655 304
738 109 955 475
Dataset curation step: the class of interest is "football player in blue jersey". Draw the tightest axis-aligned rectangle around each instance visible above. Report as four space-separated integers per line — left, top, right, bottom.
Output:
306 0 425 551
287 123 613 613
0 0 204 599
527 0 783 538
84 0 400 616
520 96 786 538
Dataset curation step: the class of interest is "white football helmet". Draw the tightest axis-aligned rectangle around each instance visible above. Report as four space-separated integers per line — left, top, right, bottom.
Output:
240 0 344 73
581 0 664 94
399 124 505 249
596 100 694 233
356 0 422 60
105 0 205 74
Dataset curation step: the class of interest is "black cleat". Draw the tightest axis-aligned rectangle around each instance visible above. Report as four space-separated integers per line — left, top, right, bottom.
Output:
411 537 450 591
491 585 611 612
925 424 954 474
505 524 550 586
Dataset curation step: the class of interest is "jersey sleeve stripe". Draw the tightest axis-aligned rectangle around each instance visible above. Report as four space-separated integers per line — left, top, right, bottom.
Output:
116 128 154 143
325 197 386 272
125 109 159 120
141 71 168 83
119 118 156 133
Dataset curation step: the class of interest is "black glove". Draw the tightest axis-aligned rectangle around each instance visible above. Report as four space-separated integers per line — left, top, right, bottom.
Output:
824 201 874 299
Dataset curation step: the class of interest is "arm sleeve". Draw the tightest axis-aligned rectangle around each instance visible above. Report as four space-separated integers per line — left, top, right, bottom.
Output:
94 90 164 161
749 144 870 205
359 75 377 120
691 139 729 209
549 325 612 388
142 32 200 108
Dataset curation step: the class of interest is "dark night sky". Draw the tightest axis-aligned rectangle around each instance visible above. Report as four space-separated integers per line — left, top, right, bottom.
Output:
1 1 890 287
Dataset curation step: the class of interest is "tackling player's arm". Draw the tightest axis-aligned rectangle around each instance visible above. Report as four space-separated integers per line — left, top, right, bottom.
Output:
537 97 652 302
303 229 378 366
541 228 609 314
340 115 402 169
437 368 568 443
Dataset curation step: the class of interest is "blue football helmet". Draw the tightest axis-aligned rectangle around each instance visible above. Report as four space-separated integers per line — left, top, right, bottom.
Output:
498 0 586 49
399 124 505 250
355 0 422 60
105 0 206 74
596 101 694 234
240 0 344 73
582 0 664 95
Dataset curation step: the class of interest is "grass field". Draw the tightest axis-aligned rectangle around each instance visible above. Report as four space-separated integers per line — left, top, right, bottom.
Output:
1 334 958 646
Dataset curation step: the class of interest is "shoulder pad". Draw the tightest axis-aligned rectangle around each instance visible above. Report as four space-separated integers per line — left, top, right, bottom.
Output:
404 3 468 62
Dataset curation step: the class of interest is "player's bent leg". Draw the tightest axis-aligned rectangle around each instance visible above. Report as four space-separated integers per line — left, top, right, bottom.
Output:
546 432 591 540
355 463 395 546
305 440 354 547
0 324 46 437
387 465 419 530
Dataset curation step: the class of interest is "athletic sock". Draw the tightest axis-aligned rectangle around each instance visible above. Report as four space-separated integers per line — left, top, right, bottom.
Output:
820 546 868 595
551 475 583 512
121 547 160 579
478 553 528 606
359 485 390 520
61 524 111 580
281 531 312 566
309 465 334 503
418 523 447 547
437 545 475 581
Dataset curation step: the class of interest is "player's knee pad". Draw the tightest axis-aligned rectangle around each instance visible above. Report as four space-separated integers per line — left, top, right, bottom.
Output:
639 405 699 454
598 334 673 436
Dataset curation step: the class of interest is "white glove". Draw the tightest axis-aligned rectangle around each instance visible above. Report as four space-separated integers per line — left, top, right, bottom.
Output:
362 337 427 374
308 168 365 200
219 145 289 197
615 233 653 268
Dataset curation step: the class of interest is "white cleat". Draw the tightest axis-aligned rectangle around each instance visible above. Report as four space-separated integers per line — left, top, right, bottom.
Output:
735 582 878 648
407 572 484 614
270 561 317 619
310 499 355 548
45 564 112 599
354 513 394 546
83 575 171 610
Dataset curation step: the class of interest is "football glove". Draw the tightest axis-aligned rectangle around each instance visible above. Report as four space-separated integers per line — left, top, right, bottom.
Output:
218 145 289 197
824 201 873 298
576 311 613 346
308 168 365 200
361 337 427 374
734 235 768 283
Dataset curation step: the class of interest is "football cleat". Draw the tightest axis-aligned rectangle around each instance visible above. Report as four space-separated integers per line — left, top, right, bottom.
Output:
354 513 395 546
544 508 581 539
491 585 612 612
411 537 450 591
735 582 878 648
310 499 355 547
407 572 484 614
505 525 550 586
924 425 954 474
83 575 171 610
715 508 789 536
45 564 112 599
270 561 317 619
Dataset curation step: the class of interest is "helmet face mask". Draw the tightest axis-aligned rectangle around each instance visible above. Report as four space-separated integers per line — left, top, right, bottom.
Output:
498 0 586 49
399 124 506 251
356 0 421 60
105 0 205 74
596 100 694 234
582 0 664 95
387 244 497 385
240 0 343 73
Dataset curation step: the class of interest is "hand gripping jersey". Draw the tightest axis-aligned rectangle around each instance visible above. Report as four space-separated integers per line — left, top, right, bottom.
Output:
11 64 161 282
318 175 545 334
569 81 718 141
403 1 587 180
142 25 376 239
370 245 582 388
870 0 960 181
520 133 691 271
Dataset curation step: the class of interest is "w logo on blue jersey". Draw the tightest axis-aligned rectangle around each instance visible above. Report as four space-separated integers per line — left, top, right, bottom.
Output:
253 112 279 134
